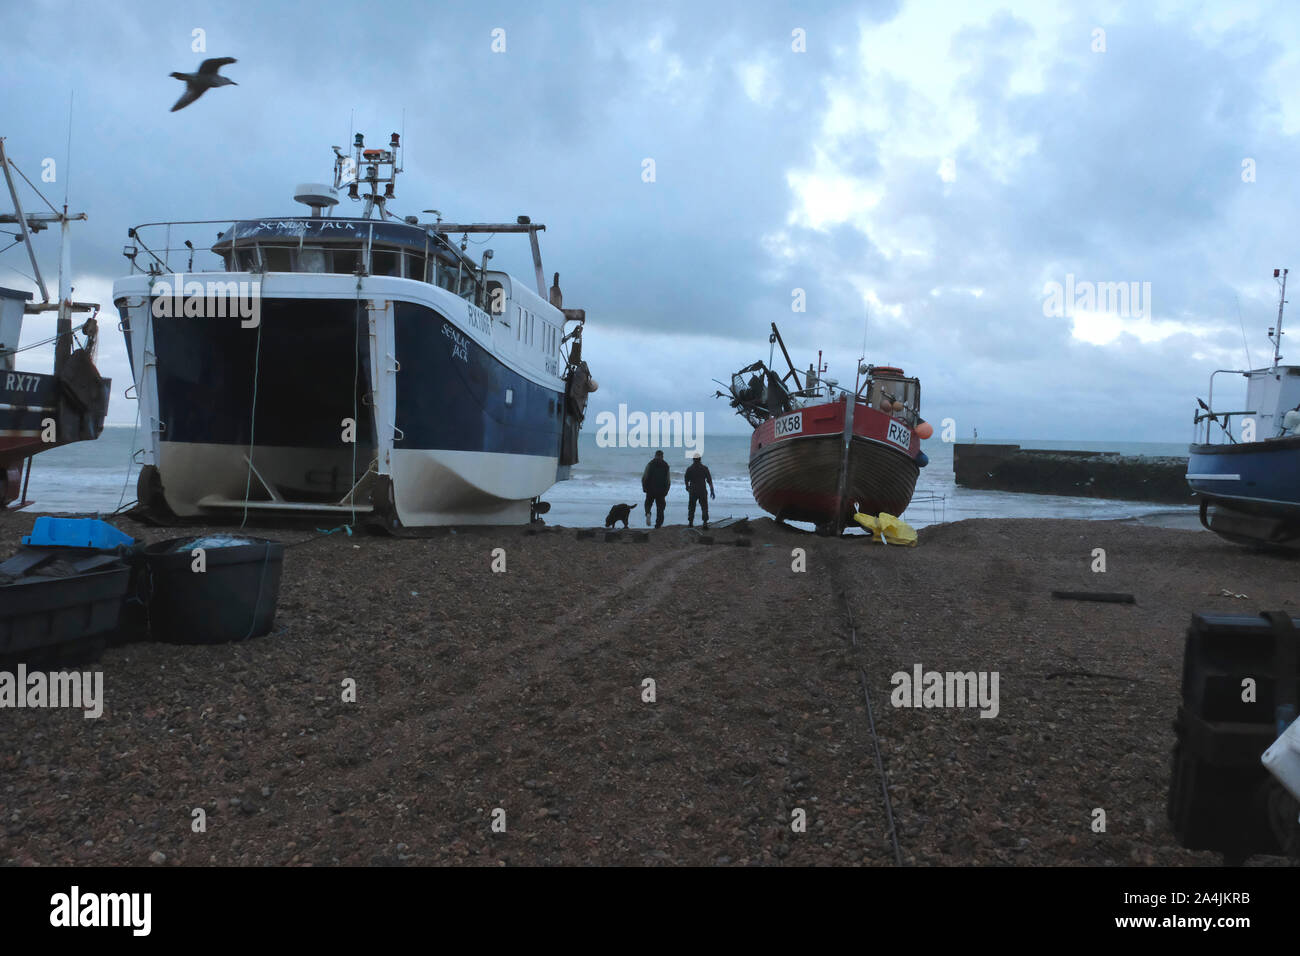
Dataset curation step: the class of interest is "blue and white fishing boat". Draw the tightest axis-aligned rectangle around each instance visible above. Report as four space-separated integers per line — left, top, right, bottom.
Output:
112 133 597 528
1188 268 1300 548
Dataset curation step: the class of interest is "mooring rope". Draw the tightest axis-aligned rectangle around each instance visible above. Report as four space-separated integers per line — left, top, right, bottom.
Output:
240 319 264 529
351 273 362 528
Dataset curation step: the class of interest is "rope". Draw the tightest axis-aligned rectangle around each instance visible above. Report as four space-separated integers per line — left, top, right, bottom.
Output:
240 320 264 529
115 383 143 513
0 320 93 357
243 541 272 641
351 273 362 528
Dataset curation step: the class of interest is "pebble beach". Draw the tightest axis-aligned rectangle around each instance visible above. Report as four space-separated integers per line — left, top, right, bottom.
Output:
2 510 1297 866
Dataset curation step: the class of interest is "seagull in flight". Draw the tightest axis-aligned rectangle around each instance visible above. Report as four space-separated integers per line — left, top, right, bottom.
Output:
169 57 238 112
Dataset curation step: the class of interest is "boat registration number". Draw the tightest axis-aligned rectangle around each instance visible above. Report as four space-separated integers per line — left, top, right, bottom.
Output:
886 420 912 449
774 413 802 438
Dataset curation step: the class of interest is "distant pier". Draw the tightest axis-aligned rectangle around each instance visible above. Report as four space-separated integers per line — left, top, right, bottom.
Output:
952 443 1193 503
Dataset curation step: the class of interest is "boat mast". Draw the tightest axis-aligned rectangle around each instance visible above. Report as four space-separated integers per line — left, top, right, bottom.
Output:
1272 268 1287 368
56 201 74 371
0 137 91 375
335 132 402 221
0 138 49 303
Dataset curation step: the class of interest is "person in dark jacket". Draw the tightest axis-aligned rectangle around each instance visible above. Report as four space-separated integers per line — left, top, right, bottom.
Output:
641 450 671 528
684 451 715 528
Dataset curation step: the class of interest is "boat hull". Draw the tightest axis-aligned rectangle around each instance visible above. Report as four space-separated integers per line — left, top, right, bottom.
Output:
1187 438 1300 518
749 399 920 526
1 362 110 508
114 273 567 526
1188 438 1300 548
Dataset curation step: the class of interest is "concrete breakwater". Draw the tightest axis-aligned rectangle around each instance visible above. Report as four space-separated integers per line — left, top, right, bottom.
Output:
952 443 1193 503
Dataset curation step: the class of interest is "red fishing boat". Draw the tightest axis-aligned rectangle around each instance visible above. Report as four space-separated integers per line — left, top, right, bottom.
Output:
720 323 930 534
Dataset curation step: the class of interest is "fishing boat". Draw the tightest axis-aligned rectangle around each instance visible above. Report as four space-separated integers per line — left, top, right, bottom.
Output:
0 138 110 509
719 323 930 534
1188 268 1300 549
112 132 596 528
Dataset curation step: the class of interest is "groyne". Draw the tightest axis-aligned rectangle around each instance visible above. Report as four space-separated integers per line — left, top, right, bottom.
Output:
952 444 1192 503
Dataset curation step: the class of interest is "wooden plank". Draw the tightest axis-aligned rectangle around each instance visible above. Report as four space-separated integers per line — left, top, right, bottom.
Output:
1051 590 1136 604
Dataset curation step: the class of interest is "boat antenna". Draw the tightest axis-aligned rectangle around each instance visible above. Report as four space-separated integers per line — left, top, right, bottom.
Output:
1271 267 1287 368
63 91 73 208
1234 293 1252 369
854 305 869 399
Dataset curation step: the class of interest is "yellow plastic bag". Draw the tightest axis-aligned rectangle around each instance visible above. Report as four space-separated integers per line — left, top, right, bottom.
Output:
853 511 918 547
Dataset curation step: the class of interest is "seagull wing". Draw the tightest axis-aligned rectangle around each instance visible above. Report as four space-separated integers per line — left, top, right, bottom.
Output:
198 57 237 75
170 85 204 112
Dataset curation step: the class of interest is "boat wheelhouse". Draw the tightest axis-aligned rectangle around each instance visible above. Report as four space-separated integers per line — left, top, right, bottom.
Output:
113 132 595 528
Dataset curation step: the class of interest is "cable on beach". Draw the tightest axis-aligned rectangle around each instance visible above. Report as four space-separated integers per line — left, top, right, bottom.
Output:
832 558 904 866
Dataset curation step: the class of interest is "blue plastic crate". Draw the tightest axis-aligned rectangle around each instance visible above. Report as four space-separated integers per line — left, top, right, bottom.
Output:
22 517 136 551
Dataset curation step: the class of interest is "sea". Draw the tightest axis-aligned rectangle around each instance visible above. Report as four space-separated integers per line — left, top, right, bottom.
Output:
18 426 1195 531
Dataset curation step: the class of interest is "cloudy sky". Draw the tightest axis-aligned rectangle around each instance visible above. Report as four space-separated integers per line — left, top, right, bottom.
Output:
3 0 1299 442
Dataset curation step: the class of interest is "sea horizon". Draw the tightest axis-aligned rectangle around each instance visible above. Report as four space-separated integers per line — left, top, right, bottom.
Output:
16 425 1194 530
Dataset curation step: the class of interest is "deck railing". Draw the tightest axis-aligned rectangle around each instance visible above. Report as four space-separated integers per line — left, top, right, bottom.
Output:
121 217 485 305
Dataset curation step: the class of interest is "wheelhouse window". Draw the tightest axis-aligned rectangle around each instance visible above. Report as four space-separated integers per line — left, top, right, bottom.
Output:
435 258 463 295
296 246 328 273
404 250 425 280
261 245 292 272
371 247 401 277
333 247 360 275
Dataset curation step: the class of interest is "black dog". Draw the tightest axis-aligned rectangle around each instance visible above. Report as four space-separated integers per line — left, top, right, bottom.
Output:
605 503 637 528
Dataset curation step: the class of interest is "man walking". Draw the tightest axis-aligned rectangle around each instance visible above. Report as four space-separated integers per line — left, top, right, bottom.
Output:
685 451 715 529
641 450 671 528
